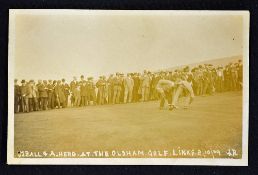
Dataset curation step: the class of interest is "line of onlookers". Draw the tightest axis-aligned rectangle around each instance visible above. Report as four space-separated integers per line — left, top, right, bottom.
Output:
14 59 243 113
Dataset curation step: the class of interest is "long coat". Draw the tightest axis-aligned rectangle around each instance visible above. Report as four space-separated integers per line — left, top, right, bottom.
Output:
54 84 66 103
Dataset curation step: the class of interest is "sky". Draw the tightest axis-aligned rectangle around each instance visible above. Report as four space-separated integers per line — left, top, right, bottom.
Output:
13 11 244 81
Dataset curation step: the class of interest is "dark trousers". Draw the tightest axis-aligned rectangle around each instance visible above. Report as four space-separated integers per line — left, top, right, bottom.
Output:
48 93 55 109
217 77 223 92
81 96 87 106
132 86 139 102
160 90 173 108
113 86 121 104
63 95 68 108
108 86 113 104
14 96 20 113
38 97 42 110
32 97 39 111
70 95 75 106
40 97 48 110
89 90 96 105
28 98 33 112
21 96 27 112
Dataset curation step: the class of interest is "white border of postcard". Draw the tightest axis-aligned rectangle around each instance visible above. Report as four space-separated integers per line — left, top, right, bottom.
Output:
7 9 249 165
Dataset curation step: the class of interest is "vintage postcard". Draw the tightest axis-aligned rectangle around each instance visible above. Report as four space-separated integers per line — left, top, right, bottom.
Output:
8 10 249 165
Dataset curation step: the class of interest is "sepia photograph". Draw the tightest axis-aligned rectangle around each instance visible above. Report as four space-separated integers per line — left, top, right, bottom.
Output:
8 10 249 165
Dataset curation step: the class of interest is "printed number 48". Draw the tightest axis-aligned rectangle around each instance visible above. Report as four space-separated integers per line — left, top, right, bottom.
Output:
226 149 238 157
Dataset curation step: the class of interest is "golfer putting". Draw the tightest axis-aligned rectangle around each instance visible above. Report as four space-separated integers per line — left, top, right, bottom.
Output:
156 76 194 111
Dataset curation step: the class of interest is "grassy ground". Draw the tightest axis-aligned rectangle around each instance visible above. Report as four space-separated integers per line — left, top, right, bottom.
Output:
14 91 242 158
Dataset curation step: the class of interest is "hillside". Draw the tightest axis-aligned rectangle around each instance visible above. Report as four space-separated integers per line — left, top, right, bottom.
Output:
162 55 243 72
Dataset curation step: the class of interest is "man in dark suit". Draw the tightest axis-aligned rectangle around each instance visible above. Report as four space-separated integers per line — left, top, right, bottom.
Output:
20 80 27 112
36 80 43 110
87 77 96 105
55 80 66 108
107 74 114 104
26 80 34 112
96 76 106 105
38 80 49 110
80 81 87 106
47 80 55 109
70 76 77 107
112 73 122 104
132 73 140 102
14 79 21 113
62 79 70 107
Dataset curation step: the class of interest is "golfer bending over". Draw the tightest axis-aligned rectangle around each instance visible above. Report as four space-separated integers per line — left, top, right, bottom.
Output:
156 79 175 110
172 75 195 109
